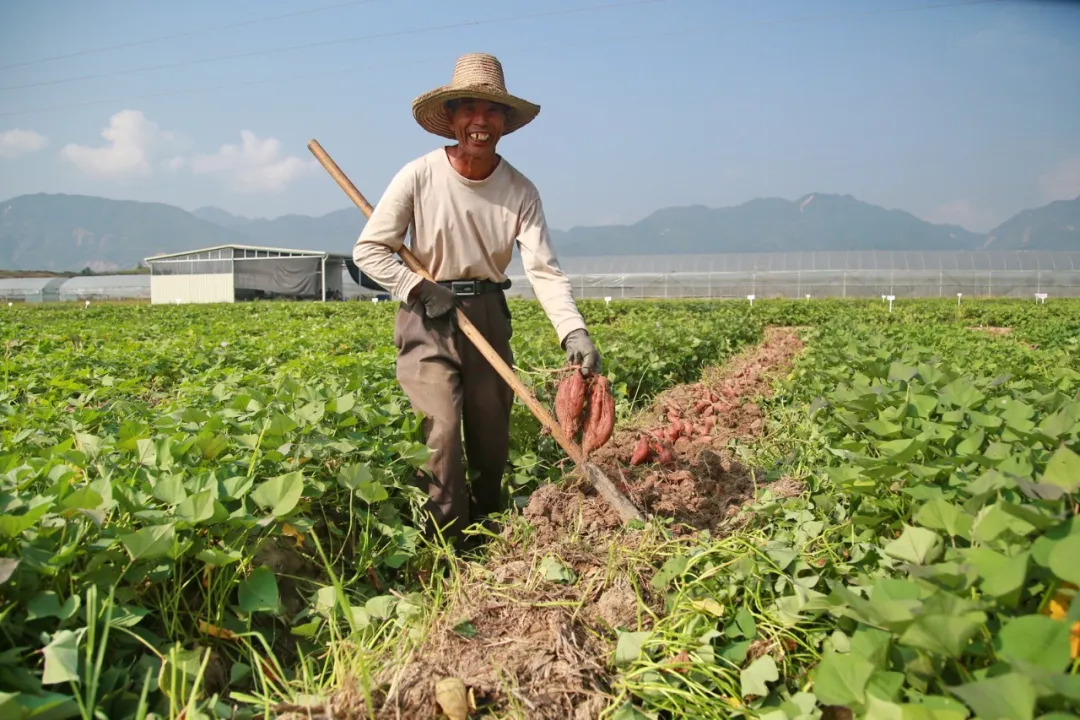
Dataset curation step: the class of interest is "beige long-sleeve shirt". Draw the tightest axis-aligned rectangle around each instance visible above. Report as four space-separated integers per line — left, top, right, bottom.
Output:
352 148 586 342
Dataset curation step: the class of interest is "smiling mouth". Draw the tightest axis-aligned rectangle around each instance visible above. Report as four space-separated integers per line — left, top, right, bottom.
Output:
468 132 491 143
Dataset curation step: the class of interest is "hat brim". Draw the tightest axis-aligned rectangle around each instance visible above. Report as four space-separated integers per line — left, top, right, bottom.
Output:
411 85 540 140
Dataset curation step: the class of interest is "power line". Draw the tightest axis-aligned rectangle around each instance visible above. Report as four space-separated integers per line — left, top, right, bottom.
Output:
0 0 1006 119
0 0 392 72
0 0 672 92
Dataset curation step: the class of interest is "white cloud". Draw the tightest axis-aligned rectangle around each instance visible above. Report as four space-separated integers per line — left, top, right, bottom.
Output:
0 128 49 158
188 130 313 193
61 110 181 179
1038 157 1080 203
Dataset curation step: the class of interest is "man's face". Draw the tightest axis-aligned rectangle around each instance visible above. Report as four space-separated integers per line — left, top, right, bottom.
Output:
447 98 507 158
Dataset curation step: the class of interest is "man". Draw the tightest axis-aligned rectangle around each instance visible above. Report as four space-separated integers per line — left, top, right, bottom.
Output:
352 52 601 542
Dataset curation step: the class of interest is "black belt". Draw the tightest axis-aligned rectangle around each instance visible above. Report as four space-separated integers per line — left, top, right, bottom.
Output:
437 279 511 297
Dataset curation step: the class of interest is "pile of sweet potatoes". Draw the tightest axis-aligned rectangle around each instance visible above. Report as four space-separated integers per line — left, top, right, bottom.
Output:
554 367 615 455
629 384 740 466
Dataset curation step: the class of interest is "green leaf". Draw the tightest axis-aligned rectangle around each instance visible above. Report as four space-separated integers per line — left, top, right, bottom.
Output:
813 650 875 708
250 471 305 517
968 548 1029 605
651 555 689 591
898 610 985 658
949 672 1037 720
176 489 215 524
390 440 431 468
914 499 973 539
1041 445 1080 492
337 463 372 491
740 655 778 699
864 694 968 720
59 487 103 512
119 523 176 561
610 702 657 720
41 630 80 685
955 429 985 457
540 555 576 584
850 627 892 668
0 498 53 538
883 525 944 565
238 566 280 614
614 631 651 667
996 615 1072 672
266 413 297 436
888 362 918 382
940 377 984 409
365 595 397 619
333 393 355 414
1048 534 1080 586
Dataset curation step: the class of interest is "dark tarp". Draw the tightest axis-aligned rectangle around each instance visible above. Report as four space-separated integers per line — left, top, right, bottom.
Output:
234 258 321 296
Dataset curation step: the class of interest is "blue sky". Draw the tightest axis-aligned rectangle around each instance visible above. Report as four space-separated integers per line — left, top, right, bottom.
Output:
1 0 1077 234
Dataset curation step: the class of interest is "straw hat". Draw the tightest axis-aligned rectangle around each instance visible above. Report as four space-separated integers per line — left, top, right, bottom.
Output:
411 53 541 139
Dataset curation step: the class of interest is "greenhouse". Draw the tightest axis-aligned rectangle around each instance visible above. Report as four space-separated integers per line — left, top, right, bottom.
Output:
0 277 65 303
503 250 1080 300
59 274 150 302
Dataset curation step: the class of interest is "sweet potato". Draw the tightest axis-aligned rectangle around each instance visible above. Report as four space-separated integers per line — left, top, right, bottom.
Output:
656 443 675 464
630 436 651 465
555 369 587 438
693 399 712 415
582 375 615 455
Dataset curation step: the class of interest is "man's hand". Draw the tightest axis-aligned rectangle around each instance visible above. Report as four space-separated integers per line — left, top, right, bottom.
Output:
410 279 456 318
563 328 601 376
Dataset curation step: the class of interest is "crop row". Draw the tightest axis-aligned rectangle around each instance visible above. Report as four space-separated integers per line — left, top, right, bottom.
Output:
616 312 1080 718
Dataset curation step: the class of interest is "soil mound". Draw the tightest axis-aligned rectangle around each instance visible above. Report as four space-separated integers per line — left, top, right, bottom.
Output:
368 536 660 719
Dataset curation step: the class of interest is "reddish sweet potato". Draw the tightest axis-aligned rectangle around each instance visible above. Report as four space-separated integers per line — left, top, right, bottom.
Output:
555 369 587 438
656 443 675 464
630 436 651 465
582 375 615 455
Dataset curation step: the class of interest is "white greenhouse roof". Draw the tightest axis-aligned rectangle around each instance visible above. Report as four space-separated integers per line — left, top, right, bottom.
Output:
506 250 1080 276
0 277 66 292
61 275 150 291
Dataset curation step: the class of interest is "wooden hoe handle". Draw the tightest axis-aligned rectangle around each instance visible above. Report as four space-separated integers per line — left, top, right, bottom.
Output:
307 139 644 524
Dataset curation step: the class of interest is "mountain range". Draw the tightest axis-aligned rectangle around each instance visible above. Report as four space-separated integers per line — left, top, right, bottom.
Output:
1 191 1078 272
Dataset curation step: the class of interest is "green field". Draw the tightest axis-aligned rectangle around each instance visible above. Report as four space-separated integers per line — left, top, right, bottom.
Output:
2 297 1079 720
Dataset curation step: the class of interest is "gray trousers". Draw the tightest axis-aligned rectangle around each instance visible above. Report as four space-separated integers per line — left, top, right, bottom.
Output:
392 291 515 538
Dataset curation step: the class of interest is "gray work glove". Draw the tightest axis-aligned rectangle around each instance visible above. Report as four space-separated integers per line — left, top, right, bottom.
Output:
411 279 455 318
563 328 601 376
